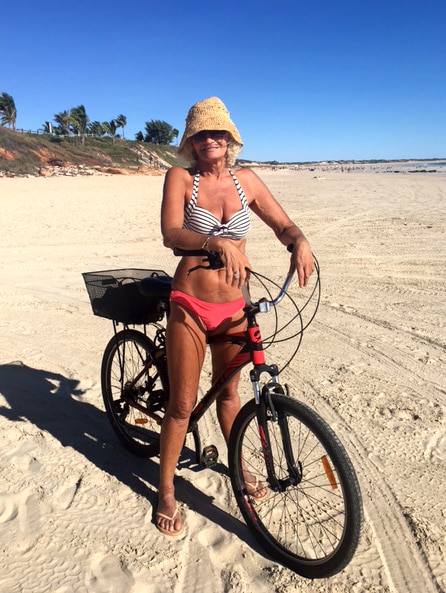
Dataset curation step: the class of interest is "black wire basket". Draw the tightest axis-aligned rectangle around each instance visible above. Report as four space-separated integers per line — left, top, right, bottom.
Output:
83 268 170 324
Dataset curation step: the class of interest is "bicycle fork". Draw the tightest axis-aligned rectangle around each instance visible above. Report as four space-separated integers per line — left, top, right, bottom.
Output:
247 316 302 491
255 384 303 492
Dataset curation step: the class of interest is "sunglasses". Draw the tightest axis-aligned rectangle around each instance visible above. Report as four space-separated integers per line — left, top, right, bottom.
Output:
191 130 228 142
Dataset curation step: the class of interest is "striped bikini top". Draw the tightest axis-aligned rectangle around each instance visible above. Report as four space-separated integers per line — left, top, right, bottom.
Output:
183 170 251 240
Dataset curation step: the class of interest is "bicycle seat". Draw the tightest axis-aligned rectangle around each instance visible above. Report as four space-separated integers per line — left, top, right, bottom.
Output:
139 276 172 300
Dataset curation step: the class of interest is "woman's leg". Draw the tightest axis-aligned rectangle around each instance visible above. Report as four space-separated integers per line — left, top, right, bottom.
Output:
209 316 246 444
212 349 243 444
156 302 207 534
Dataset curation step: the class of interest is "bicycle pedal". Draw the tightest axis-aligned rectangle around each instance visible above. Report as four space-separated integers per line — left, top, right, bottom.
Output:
201 445 219 468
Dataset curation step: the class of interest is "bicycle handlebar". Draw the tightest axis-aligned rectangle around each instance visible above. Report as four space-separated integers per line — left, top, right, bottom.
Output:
173 244 296 311
173 247 209 258
173 244 294 259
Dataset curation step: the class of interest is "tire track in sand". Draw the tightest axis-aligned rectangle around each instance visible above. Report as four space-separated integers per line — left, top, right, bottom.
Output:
301 379 440 593
304 308 444 591
316 311 445 405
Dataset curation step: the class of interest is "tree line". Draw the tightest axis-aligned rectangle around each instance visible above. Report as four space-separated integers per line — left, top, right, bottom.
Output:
0 92 178 145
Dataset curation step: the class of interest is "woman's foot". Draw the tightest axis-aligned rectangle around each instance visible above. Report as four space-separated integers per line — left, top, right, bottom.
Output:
244 473 268 501
155 495 185 538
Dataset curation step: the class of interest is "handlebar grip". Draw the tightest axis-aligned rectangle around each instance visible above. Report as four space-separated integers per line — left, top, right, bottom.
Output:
173 247 224 271
173 248 207 257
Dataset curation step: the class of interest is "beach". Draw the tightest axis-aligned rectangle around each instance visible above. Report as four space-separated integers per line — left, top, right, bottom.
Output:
0 169 445 593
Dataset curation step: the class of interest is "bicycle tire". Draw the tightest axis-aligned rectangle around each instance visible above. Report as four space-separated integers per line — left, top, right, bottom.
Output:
228 393 363 578
101 329 168 457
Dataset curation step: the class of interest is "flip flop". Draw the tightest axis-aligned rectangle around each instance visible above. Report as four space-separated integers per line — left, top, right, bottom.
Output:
245 477 268 501
155 505 185 538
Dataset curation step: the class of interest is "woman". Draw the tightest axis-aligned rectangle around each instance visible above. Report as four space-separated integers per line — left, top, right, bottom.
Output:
157 97 314 536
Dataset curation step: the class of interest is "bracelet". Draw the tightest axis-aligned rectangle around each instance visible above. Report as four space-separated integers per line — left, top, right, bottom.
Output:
201 235 211 251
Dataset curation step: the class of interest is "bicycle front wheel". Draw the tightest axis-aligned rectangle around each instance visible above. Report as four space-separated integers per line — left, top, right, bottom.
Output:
101 329 168 457
228 394 362 578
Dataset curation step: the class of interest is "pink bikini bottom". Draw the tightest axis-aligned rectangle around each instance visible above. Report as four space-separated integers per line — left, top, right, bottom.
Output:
170 290 245 332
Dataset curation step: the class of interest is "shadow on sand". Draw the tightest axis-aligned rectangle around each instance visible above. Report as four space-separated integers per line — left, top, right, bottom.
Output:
0 361 270 559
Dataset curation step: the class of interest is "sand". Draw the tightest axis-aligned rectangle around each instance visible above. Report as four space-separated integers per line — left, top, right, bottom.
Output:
0 169 445 593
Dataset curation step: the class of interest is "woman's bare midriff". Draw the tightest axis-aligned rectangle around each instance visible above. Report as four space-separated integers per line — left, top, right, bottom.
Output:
172 252 245 303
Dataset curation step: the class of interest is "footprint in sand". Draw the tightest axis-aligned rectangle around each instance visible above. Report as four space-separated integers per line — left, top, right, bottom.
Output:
197 526 236 568
52 476 82 511
424 428 446 463
85 553 135 593
0 493 18 523
0 490 41 552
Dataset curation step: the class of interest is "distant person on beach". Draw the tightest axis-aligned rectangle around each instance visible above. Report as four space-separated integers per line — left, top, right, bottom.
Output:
157 97 315 536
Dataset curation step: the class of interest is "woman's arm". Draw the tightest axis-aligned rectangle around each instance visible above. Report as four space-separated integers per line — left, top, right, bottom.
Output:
161 167 210 251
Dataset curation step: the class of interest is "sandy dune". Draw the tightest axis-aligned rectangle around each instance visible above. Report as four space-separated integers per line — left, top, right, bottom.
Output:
0 169 444 593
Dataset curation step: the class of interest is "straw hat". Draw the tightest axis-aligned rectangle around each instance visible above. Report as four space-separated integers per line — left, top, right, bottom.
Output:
178 97 243 153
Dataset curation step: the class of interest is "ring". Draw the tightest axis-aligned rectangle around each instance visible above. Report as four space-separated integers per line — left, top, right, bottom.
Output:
233 270 240 279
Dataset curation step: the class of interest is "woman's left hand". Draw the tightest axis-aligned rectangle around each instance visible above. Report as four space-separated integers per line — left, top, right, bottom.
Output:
289 239 315 288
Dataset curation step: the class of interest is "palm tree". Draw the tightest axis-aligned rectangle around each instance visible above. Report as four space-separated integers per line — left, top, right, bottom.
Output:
69 105 90 145
115 114 127 139
54 110 70 135
89 121 105 136
0 92 17 130
54 110 72 136
102 120 118 143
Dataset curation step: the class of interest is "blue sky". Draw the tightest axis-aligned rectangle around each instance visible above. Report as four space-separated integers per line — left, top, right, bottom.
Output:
3 0 445 162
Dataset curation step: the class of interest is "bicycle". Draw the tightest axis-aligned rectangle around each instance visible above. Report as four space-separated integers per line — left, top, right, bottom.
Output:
83 248 363 579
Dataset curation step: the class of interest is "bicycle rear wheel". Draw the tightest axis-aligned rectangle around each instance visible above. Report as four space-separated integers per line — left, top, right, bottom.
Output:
101 328 168 456
228 393 362 578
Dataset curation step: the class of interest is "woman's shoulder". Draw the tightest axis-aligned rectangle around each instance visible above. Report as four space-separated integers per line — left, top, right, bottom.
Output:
165 166 196 180
232 166 261 178
164 167 197 192
232 167 265 189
